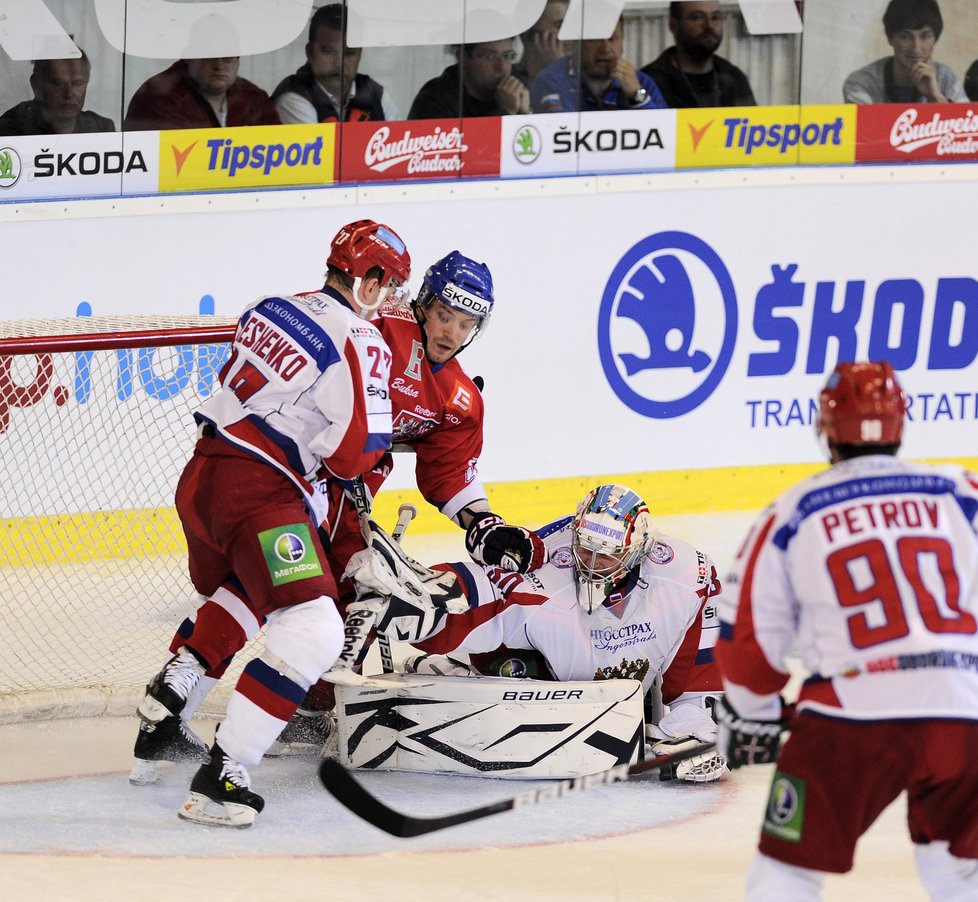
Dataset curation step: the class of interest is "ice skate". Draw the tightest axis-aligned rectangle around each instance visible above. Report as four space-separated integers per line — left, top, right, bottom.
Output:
137 646 206 725
265 707 337 758
129 715 207 786
178 743 265 828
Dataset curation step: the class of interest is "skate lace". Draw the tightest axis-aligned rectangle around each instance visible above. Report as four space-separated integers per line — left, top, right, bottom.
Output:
179 719 206 750
220 758 252 790
165 649 204 701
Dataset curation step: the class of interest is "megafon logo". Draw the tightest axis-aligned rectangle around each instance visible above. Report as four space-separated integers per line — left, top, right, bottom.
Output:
0 146 23 188
274 532 306 563
364 125 466 175
598 232 737 418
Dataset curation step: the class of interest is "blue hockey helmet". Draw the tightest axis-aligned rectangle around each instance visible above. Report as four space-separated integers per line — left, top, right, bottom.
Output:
415 251 494 351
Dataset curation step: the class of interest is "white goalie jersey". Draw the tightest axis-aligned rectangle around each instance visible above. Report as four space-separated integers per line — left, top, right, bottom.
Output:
415 516 725 707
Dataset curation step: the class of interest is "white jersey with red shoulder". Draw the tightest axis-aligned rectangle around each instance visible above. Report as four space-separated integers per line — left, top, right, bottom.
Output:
196 286 393 524
416 516 724 703
716 455 978 722
372 300 487 520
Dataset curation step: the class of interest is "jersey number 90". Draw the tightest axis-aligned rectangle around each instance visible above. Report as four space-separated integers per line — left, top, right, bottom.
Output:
828 537 978 649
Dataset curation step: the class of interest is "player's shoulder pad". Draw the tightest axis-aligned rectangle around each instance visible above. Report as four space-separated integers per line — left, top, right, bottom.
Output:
643 533 715 590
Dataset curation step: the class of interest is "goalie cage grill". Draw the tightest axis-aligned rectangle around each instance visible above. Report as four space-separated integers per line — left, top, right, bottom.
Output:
0 314 246 723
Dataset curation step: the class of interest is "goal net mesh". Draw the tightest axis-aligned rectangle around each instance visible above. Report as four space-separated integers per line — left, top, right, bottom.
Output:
0 315 250 723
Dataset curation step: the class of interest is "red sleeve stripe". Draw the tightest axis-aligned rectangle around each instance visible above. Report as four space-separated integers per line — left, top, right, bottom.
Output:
715 512 789 695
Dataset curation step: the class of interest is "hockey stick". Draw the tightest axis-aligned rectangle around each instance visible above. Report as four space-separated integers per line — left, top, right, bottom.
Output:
319 741 716 837
376 503 418 673
331 494 417 680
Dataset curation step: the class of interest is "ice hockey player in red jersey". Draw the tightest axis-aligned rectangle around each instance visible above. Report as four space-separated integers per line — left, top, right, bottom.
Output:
714 361 978 897
273 250 548 752
129 219 410 826
400 483 729 782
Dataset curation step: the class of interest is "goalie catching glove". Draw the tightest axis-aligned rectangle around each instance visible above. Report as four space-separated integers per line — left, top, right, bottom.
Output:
715 696 786 769
344 518 467 612
465 512 547 573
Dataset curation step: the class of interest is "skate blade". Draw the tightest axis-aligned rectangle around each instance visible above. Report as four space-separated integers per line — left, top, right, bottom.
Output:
264 741 321 759
178 792 258 828
129 758 171 786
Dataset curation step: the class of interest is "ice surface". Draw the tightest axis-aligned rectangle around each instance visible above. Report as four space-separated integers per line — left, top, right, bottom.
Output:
0 516 926 901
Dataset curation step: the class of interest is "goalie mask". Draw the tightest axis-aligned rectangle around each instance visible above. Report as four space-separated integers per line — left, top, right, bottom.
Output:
572 484 655 614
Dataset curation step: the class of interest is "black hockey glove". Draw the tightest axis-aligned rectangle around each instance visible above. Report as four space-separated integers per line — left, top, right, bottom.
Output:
465 513 547 573
715 696 786 769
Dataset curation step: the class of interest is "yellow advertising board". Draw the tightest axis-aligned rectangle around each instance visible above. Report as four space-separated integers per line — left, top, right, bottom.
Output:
158 123 335 192
676 105 856 168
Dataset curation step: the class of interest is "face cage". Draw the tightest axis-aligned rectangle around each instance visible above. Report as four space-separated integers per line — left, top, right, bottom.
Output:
572 543 639 614
354 277 410 316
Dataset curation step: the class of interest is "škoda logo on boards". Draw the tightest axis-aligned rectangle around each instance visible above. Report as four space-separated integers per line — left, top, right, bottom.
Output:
159 123 334 192
676 105 856 167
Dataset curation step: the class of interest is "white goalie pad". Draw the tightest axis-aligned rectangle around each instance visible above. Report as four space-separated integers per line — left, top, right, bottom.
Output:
334 674 645 779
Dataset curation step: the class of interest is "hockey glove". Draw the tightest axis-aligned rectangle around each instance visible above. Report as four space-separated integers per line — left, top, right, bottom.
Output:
715 696 785 769
343 519 467 615
465 513 547 573
648 735 728 783
373 580 462 643
402 653 477 677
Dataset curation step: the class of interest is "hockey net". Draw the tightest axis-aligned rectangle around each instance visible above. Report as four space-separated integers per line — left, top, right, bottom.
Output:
0 315 244 723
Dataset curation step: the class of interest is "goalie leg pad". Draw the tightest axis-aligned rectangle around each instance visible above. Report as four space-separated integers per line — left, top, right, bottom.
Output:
335 676 645 779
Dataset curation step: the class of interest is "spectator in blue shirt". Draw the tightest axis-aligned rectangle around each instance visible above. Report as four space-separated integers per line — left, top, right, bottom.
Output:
531 17 665 113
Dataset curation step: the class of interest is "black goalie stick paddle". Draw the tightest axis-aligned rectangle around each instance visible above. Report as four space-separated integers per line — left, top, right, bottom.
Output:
319 741 716 837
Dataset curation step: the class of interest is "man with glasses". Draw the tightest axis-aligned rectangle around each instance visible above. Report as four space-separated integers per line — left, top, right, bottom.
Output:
408 38 531 119
272 3 399 123
531 16 665 112
641 2 756 108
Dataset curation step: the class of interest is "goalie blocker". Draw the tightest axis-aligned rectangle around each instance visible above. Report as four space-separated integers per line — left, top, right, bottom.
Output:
334 674 645 779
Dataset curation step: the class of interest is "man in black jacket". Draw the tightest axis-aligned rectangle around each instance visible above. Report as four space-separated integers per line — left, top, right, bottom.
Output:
642 1 756 108
272 3 399 123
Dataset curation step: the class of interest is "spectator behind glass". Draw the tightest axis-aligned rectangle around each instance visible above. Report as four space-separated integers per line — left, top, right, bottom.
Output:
408 38 530 119
513 0 570 88
641 2 756 108
271 3 399 123
124 56 280 130
0 49 115 136
966 60 978 101
531 16 666 112
843 0 966 103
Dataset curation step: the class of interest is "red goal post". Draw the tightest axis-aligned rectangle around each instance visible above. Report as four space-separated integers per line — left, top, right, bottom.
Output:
0 315 240 722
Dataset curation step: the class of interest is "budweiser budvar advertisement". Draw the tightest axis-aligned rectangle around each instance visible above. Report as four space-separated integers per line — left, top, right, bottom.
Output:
856 103 978 163
338 118 501 183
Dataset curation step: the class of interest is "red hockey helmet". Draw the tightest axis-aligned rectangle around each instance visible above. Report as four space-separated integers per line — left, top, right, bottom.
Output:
327 219 411 290
817 361 907 447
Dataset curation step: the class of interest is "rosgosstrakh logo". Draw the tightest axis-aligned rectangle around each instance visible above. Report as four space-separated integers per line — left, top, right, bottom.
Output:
598 231 737 418
274 532 306 563
0 146 22 188
513 123 541 164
